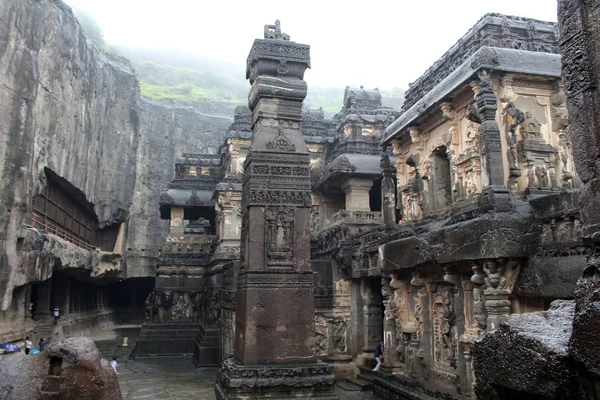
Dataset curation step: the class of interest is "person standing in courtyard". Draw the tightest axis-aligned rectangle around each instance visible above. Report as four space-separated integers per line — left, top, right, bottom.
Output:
39 337 48 351
110 357 118 374
25 336 32 355
373 340 384 372
52 306 59 326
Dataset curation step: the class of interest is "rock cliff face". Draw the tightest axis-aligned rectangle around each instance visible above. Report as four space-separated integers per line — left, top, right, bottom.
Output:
125 100 230 277
0 0 232 307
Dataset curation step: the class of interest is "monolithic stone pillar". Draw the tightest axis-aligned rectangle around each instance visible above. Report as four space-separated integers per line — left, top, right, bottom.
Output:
361 278 383 354
342 178 373 212
558 0 600 377
381 149 396 226
35 279 52 316
215 21 336 400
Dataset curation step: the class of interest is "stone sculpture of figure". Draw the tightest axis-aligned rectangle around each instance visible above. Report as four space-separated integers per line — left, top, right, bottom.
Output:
155 292 165 322
144 292 155 322
264 20 290 40
171 292 188 321
441 290 456 362
472 287 487 331
163 292 173 322
192 292 204 322
504 103 525 175
183 293 193 320
332 318 347 352
483 260 507 290
535 165 549 188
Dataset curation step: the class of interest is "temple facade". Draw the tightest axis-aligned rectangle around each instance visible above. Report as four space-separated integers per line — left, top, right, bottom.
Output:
148 13 586 400
2 5 594 399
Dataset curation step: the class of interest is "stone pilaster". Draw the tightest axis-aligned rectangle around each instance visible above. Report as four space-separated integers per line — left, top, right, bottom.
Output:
35 279 52 316
476 70 510 211
215 21 336 400
361 278 383 354
341 178 373 212
381 148 396 226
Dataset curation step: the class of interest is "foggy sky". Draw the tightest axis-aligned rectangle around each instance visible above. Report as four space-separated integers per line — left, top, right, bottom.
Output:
64 0 558 89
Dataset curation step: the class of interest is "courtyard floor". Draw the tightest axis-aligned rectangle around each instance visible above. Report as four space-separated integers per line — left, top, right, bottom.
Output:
90 324 374 400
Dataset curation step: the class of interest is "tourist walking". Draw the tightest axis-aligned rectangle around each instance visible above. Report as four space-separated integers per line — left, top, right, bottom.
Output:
25 336 32 355
110 357 118 374
39 337 48 351
373 340 384 372
52 306 60 326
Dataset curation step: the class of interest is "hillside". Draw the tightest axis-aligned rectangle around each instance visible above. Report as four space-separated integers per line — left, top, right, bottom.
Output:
112 47 404 116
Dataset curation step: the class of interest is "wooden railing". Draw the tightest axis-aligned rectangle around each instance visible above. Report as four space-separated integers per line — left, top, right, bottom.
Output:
29 213 95 251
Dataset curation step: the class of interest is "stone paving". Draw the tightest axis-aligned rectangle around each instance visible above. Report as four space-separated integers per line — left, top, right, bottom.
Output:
90 325 374 400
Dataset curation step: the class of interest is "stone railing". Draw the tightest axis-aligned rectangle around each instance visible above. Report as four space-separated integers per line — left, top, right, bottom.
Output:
162 234 216 253
328 210 383 226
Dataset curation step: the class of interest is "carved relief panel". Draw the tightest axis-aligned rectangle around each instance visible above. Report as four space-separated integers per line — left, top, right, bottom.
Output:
265 206 295 268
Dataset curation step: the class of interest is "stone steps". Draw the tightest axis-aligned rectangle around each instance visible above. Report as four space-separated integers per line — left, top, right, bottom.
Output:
39 375 60 399
135 322 202 357
346 375 374 391
336 365 376 392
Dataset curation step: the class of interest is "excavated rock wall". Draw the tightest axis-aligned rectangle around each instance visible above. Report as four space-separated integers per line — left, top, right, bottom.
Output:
0 0 232 308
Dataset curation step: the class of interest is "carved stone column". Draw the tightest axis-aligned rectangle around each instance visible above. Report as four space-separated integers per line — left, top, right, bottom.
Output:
381 148 396 226
482 260 510 331
381 275 402 372
35 279 52 316
361 278 383 354
476 71 510 211
341 177 373 212
215 21 336 400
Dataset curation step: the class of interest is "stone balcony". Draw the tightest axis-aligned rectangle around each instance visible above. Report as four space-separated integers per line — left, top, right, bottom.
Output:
325 210 382 228
162 234 216 254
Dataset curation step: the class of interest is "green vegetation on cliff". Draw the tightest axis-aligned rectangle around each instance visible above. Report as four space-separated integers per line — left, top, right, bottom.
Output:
69 8 404 116
113 47 404 116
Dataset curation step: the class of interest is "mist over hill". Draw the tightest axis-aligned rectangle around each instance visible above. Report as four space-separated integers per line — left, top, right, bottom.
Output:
112 47 404 117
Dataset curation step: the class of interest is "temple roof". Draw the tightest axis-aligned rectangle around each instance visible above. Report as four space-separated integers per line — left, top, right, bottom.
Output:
382 46 561 145
401 13 558 112
315 153 397 191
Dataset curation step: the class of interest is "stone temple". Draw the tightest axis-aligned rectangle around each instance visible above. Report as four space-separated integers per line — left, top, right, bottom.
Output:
0 0 599 399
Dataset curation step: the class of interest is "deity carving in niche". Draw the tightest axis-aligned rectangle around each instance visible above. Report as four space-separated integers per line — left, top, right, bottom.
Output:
332 317 347 352
520 111 543 140
432 286 458 380
465 121 480 149
315 315 329 356
265 207 294 266
503 103 525 178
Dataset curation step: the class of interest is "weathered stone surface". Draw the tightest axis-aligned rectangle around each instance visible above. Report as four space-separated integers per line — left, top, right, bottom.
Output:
0 351 47 400
47 337 122 400
473 301 584 399
0 0 232 309
0 337 121 400
558 0 600 388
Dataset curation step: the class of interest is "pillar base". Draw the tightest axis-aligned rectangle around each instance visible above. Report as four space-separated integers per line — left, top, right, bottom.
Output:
215 358 338 400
